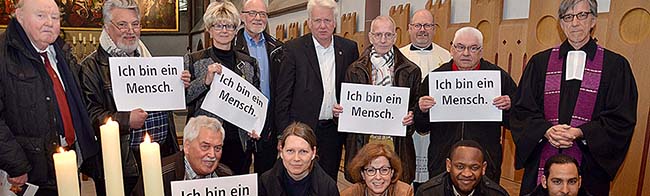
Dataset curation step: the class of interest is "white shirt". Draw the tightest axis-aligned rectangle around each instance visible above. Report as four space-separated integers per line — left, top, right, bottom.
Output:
312 36 336 120
399 43 452 80
32 43 65 90
453 185 475 196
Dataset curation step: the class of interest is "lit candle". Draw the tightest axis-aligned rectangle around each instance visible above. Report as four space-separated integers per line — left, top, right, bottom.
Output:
78 33 82 41
72 36 76 44
53 147 80 196
100 118 124 196
140 133 164 196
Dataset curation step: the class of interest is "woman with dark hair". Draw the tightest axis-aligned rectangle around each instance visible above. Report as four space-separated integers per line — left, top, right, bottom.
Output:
259 122 339 196
341 142 413 196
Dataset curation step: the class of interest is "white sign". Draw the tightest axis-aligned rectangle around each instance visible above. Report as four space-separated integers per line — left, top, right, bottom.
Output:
109 57 186 111
0 170 38 196
171 174 257 196
428 71 502 122
338 83 410 137
200 67 268 134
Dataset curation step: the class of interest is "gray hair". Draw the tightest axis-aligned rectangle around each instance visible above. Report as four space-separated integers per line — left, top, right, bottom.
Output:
453 27 484 46
559 0 598 17
307 0 338 19
203 1 240 30
102 0 141 26
183 116 225 143
243 0 268 9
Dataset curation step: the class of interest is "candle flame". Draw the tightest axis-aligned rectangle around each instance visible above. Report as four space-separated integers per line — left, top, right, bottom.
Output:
144 133 151 143
105 117 113 124
58 147 65 153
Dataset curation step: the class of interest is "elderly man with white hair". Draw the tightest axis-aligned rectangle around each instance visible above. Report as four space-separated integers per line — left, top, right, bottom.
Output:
413 27 517 183
132 115 232 196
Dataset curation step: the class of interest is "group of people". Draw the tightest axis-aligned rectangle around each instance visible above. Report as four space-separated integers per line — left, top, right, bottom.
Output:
0 0 637 195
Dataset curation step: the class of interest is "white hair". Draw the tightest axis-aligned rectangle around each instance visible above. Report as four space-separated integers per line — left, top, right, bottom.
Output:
453 27 484 46
307 0 338 19
102 0 141 26
183 116 225 143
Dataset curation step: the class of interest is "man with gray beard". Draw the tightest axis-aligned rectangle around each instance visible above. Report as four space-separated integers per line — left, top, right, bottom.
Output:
79 0 190 195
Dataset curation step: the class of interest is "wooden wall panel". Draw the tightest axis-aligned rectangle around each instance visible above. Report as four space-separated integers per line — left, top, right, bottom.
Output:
389 3 411 48
603 1 650 195
427 0 452 49
469 0 503 63
340 12 369 54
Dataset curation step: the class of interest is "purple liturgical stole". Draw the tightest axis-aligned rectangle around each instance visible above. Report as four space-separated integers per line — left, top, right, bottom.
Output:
536 45 604 184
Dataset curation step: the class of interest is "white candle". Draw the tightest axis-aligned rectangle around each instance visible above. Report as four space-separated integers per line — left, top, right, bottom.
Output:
100 118 125 196
140 133 164 196
53 147 80 196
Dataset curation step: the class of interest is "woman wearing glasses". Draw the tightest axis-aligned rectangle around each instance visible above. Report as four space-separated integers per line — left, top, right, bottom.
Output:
259 122 339 196
184 1 260 175
341 142 414 196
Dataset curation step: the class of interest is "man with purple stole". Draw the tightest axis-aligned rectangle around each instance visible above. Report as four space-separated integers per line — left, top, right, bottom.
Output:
511 0 638 195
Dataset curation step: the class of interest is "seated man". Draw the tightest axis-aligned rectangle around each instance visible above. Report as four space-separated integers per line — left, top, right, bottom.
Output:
526 154 592 196
416 140 508 196
132 115 232 196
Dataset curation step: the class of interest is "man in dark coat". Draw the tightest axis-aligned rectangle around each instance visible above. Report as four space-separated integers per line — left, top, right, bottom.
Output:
416 140 509 196
275 0 359 181
414 27 517 183
335 15 420 184
0 0 99 195
511 0 637 195
232 0 284 174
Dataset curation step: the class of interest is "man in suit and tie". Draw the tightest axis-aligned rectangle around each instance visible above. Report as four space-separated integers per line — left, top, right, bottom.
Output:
275 0 359 181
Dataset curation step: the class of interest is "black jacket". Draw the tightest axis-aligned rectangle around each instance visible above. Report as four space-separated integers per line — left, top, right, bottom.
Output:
79 45 179 178
413 59 518 182
275 33 359 130
0 18 98 189
416 172 509 196
233 29 283 139
343 45 421 184
259 161 339 196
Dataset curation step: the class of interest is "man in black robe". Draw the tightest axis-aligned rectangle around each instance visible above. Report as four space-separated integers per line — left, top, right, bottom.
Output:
511 0 638 195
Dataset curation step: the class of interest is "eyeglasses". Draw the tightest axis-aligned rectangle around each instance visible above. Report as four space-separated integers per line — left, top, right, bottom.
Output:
560 11 592 22
242 10 268 18
452 44 482 53
211 23 237 31
111 20 141 31
370 32 396 40
410 23 434 30
363 166 392 176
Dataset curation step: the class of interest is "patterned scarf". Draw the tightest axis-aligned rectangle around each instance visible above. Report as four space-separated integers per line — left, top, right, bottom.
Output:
370 46 395 86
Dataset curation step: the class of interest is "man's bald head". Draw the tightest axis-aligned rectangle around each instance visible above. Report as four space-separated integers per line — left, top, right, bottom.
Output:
408 9 435 48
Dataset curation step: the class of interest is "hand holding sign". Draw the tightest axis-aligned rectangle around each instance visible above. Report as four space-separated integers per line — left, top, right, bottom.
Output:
204 63 223 85
428 70 502 122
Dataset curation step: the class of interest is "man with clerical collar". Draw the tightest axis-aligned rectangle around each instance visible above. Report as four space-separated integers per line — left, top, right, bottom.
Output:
132 116 232 196
525 154 593 196
413 27 517 184
511 0 637 195
415 140 508 196
232 0 284 175
0 0 99 194
399 9 452 192
399 9 452 79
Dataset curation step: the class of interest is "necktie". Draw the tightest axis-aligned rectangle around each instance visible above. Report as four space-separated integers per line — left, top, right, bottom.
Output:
40 52 75 145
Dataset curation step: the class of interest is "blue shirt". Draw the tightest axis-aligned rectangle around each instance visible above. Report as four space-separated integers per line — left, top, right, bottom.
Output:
244 31 271 99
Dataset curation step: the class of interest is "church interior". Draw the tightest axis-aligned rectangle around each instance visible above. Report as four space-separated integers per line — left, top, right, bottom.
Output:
1 0 649 195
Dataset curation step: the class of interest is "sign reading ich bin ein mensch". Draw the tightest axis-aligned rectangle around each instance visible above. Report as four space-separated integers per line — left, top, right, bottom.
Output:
171 174 258 196
428 70 502 122
338 83 410 137
109 57 186 111
200 67 268 135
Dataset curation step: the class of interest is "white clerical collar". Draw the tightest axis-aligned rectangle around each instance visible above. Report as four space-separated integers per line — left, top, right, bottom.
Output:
452 184 475 196
312 35 334 49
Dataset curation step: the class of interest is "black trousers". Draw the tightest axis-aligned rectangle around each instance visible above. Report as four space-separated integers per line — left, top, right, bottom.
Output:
314 120 345 182
220 122 253 175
